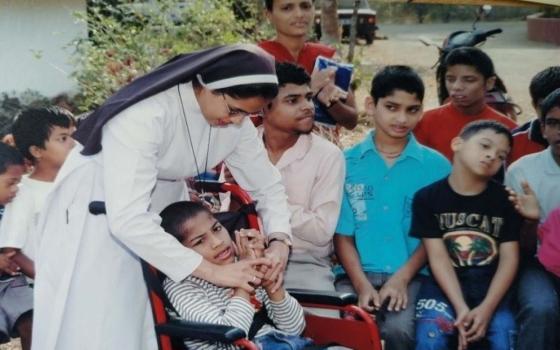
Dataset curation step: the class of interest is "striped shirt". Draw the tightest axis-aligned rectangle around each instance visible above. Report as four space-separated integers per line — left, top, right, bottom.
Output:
163 275 306 349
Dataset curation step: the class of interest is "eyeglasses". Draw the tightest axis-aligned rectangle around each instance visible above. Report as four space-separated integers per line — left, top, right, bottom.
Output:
544 117 560 130
222 94 264 119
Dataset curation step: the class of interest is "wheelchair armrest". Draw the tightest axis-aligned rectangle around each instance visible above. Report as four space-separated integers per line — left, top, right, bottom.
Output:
287 288 358 306
155 319 246 343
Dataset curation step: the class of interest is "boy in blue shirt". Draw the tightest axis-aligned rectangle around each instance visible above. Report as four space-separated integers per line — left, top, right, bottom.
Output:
334 65 450 350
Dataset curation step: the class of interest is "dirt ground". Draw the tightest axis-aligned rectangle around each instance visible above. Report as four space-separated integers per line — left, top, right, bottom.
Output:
1 20 558 350
340 20 560 147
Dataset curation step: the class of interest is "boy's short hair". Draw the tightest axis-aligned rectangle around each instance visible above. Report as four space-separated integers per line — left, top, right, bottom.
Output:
160 201 210 242
265 0 315 11
370 65 424 104
459 120 513 147
540 88 560 122
276 62 311 87
11 107 75 162
529 66 560 106
0 143 24 175
444 47 495 80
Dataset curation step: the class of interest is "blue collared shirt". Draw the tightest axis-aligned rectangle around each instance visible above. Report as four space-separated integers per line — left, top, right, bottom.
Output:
336 131 451 274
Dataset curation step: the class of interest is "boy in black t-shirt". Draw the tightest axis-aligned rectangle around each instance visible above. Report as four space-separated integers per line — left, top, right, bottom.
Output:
410 120 522 350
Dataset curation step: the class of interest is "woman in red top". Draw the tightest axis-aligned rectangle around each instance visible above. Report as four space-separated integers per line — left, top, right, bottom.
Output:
259 0 357 145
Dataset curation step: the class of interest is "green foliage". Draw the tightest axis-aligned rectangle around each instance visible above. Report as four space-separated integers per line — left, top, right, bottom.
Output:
71 0 264 112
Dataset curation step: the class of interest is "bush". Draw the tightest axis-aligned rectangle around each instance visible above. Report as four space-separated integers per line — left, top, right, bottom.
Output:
71 0 263 112
0 90 50 137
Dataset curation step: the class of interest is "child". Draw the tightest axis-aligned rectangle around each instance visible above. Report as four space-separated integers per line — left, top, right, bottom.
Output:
259 0 357 144
414 47 517 161
505 88 560 350
334 65 450 350
260 63 344 307
0 107 76 279
510 66 560 163
412 120 521 350
161 201 310 350
0 142 30 350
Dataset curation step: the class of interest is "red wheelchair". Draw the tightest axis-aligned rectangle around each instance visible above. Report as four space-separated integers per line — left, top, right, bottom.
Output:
89 181 382 350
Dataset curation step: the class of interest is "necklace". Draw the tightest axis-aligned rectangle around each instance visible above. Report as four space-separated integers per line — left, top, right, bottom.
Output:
380 151 401 159
177 85 212 181
376 146 403 159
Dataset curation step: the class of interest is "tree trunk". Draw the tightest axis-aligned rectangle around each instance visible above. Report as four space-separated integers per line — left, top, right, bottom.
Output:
320 0 339 45
347 0 360 62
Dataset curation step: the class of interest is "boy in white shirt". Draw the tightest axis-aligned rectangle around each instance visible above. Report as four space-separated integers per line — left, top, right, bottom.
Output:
0 107 75 279
0 107 75 350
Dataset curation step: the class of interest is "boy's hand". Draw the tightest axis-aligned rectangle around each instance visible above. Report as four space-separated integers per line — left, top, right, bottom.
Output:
453 305 470 350
310 67 336 95
357 284 381 312
507 181 540 221
316 84 348 108
234 229 266 261
379 275 409 312
0 251 19 275
264 240 289 293
463 304 493 343
261 261 283 293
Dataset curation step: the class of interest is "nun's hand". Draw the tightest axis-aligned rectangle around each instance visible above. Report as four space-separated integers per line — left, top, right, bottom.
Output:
264 239 290 293
199 258 272 293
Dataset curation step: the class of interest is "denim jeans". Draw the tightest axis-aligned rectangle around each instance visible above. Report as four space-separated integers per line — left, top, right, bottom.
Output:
415 267 517 350
515 258 560 350
335 272 423 350
254 330 314 350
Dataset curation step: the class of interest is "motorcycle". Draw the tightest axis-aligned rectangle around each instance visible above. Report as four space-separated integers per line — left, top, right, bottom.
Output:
420 5 521 121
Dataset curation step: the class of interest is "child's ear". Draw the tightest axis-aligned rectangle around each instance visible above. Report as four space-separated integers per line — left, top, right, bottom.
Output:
450 136 463 152
485 76 496 92
365 96 375 117
29 145 42 160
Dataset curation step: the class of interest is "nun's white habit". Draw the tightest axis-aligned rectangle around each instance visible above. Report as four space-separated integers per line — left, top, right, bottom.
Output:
32 46 291 350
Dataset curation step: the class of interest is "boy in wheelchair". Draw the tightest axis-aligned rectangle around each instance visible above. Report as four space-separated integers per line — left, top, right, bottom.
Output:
160 201 313 350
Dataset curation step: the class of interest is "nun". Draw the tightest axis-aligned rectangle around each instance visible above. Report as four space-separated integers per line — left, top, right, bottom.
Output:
32 44 293 350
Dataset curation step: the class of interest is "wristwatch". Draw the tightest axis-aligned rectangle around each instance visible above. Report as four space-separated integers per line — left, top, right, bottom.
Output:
268 233 293 249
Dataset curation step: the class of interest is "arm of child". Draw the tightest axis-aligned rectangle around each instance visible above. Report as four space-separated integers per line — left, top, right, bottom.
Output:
164 278 254 335
463 241 519 343
506 181 540 256
423 238 470 350
288 150 344 246
334 234 380 312
0 251 19 275
379 244 427 312
311 67 357 130
3 248 34 279
263 289 306 336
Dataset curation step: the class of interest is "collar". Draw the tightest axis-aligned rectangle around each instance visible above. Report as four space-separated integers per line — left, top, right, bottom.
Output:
357 130 424 162
258 127 312 170
544 147 560 175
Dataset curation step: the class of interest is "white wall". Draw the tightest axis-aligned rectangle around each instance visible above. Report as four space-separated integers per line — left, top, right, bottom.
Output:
0 0 87 97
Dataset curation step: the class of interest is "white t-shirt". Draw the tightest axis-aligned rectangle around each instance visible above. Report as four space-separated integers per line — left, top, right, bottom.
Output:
505 147 560 222
0 176 53 260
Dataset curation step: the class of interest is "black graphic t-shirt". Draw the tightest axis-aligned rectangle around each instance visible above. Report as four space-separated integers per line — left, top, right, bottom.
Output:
410 178 522 268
